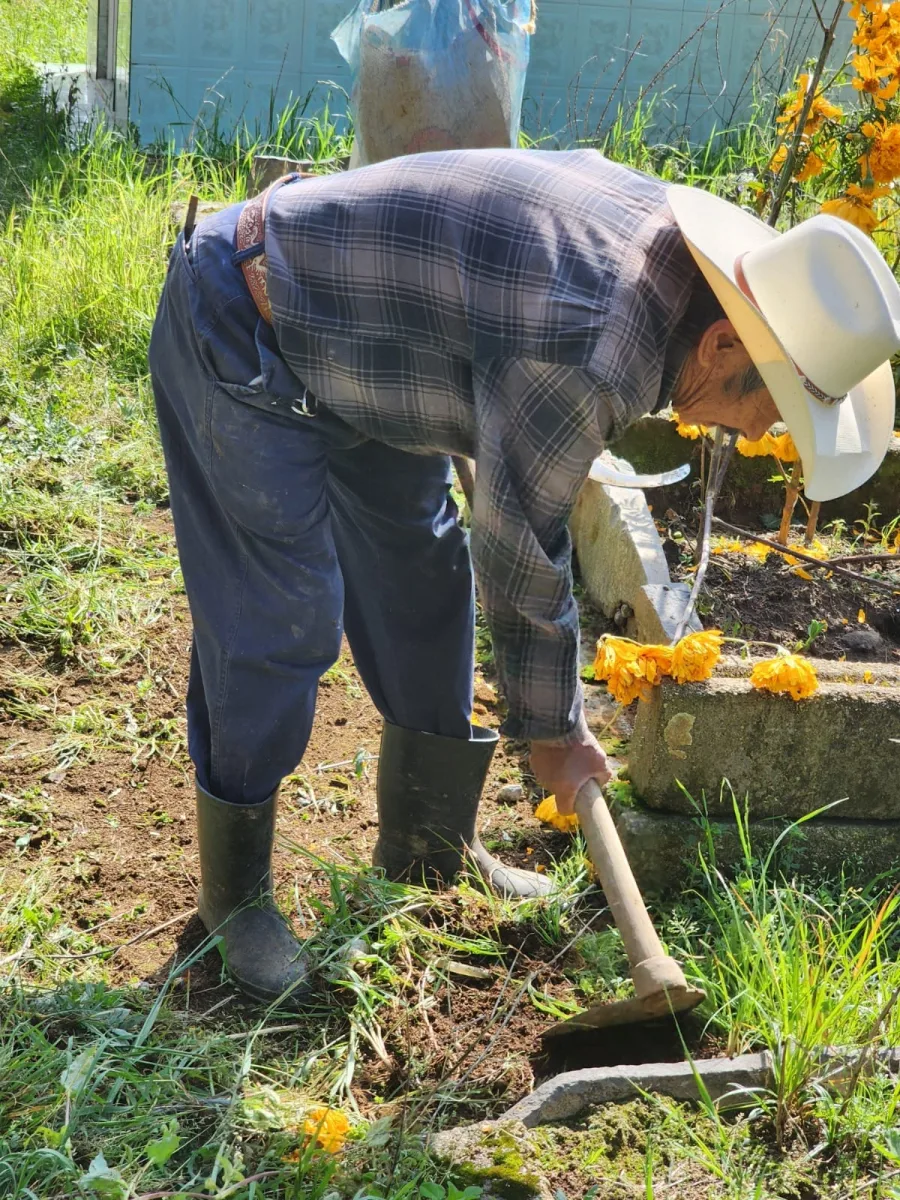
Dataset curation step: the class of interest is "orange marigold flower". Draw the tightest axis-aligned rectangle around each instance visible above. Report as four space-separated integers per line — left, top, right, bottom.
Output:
750 654 818 701
769 143 789 173
770 432 799 462
673 418 709 439
860 119 900 182
795 150 825 181
852 55 900 108
821 183 890 235
303 1107 350 1154
736 432 778 458
776 73 843 136
534 795 579 834
593 637 672 704
669 630 723 685
850 0 891 21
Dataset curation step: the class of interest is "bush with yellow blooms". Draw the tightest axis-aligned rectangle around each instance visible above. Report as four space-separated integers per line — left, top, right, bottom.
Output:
767 0 900 238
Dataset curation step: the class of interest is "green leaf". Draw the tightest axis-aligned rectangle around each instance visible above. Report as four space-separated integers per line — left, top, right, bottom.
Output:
145 1118 181 1167
60 1043 102 1096
78 1153 127 1198
876 1129 900 1165
363 1115 394 1148
419 1184 445 1200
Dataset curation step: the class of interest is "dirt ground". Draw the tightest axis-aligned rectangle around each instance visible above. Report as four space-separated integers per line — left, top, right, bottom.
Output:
666 533 900 663
0 508 644 1119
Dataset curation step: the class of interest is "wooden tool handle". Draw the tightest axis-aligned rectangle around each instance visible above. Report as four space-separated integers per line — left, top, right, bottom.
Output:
575 778 690 1001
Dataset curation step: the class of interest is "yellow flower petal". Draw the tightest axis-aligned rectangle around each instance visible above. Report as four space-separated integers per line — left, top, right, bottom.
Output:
858 608 867 623
535 795 579 833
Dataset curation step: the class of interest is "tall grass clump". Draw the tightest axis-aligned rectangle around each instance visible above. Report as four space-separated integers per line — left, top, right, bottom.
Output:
0 0 87 64
2 135 184 379
665 796 900 1150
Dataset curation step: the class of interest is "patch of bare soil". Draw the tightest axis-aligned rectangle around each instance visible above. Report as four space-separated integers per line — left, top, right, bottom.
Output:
1 507 638 1117
668 536 900 662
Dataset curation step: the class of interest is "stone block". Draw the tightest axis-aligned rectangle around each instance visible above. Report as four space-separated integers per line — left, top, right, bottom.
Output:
430 1120 553 1199
628 658 900 821
570 453 669 618
505 1053 773 1128
628 582 702 644
611 798 900 892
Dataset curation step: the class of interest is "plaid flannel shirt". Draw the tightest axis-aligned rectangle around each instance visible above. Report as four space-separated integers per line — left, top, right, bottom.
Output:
266 149 702 742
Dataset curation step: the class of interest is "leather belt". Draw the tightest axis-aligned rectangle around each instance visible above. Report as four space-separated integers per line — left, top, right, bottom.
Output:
234 173 300 325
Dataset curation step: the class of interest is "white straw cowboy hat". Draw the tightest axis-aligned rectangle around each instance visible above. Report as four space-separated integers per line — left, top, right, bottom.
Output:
667 185 900 501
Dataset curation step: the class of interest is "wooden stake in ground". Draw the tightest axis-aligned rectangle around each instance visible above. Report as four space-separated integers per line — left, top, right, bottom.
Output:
805 500 822 546
778 459 803 545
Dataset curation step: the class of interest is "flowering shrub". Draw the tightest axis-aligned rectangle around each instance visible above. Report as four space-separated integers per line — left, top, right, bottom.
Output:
771 0 900 236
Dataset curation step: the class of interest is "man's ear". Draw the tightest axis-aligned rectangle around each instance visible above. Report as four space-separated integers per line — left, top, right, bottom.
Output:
696 319 742 369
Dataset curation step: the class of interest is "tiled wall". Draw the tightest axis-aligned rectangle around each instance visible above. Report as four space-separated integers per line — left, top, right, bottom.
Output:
124 0 833 144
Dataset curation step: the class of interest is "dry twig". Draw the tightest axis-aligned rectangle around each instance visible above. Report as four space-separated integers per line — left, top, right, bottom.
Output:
712 517 900 594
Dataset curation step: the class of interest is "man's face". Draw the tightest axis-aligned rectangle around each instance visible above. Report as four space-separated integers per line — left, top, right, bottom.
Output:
672 319 780 441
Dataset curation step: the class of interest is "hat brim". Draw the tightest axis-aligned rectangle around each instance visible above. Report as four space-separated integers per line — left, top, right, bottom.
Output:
667 185 896 502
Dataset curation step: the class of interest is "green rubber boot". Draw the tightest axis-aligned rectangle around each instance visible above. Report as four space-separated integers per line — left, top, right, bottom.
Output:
372 722 553 898
195 782 313 1008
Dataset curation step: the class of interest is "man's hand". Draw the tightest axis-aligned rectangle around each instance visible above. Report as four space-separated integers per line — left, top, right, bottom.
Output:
530 717 613 815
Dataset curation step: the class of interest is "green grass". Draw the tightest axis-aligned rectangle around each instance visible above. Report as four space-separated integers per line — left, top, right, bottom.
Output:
0 0 87 63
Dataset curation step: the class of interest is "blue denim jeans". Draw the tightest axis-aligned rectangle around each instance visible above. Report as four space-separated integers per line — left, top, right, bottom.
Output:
149 204 474 804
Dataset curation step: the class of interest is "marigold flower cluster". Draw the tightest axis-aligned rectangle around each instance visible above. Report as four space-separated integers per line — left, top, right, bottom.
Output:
593 631 722 704
672 417 709 440
594 631 819 706
771 71 843 182
813 0 900 234
735 431 798 462
750 653 819 700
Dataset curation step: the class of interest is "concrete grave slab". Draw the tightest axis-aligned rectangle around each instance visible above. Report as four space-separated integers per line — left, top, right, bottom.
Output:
628 657 900 821
570 452 670 619
612 797 900 892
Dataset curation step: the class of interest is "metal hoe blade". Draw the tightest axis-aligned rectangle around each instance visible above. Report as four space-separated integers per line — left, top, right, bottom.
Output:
544 985 707 1039
588 460 691 489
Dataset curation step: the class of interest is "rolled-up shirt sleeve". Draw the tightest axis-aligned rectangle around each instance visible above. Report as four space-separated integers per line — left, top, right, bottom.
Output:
470 357 616 742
